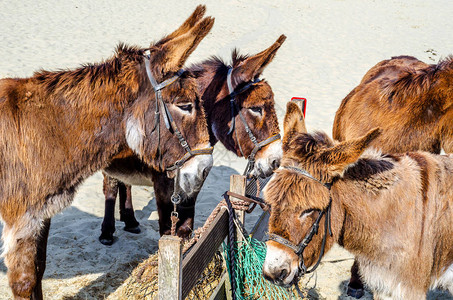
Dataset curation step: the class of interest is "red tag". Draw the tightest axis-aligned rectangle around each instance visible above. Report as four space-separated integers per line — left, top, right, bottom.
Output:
290 97 307 117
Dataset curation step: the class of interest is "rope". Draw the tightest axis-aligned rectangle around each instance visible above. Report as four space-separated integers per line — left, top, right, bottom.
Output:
224 192 238 300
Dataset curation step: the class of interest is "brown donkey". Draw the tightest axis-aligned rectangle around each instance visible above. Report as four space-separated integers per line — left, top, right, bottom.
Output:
0 6 214 299
333 55 453 297
100 35 286 244
263 102 453 299
333 55 453 153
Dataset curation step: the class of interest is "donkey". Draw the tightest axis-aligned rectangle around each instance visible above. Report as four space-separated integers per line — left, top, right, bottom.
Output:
263 101 453 299
0 6 214 299
333 55 453 154
100 35 286 244
333 55 453 297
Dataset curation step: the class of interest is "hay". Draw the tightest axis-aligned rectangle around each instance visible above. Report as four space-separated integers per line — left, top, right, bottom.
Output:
117 200 230 300
117 249 225 300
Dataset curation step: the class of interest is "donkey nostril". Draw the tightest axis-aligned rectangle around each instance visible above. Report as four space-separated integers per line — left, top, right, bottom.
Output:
278 268 288 281
263 272 275 283
270 157 281 170
203 165 211 178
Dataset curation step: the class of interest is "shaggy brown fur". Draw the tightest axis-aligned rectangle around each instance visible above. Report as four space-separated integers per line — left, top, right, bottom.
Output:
100 35 286 242
333 54 453 296
333 55 453 154
0 6 214 299
264 102 453 299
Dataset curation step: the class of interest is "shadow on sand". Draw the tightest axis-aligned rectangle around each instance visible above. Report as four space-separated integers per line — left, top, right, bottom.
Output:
0 166 239 299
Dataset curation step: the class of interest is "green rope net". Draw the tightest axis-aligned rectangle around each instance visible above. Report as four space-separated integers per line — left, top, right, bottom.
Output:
223 235 300 299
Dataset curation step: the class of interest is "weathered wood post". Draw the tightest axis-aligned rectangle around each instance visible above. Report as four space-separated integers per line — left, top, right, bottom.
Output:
158 235 183 300
229 174 247 232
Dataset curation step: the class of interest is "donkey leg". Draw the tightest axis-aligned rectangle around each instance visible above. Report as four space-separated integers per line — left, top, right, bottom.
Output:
3 218 48 300
99 175 119 245
152 170 199 239
175 201 196 239
31 218 51 300
347 259 365 298
118 182 140 234
155 202 195 239
152 171 175 236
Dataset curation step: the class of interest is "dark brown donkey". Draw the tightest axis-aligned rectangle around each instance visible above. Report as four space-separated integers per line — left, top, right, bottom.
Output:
333 55 453 297
100 35 286 244
0 7 214 299
263 102 453 299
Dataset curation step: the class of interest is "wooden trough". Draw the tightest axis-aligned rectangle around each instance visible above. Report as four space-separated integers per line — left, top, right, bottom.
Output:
159 174 247 300
118 174 257 300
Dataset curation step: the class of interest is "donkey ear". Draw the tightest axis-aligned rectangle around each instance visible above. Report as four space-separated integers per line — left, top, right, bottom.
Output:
229 35 286 89
321 128 382 176
283 101 307 148
158 15 215 74
154 5 207 47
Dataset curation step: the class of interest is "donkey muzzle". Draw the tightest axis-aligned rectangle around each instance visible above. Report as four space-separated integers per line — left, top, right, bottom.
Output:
178 152 213 197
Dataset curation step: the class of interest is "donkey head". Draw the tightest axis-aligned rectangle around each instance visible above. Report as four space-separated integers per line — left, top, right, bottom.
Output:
200 35 286 178
262 101 381 286
124 5 214 197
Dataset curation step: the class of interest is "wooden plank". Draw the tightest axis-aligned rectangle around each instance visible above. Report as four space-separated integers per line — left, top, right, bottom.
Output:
182 208 229 298
250 210 270 241
158 235 183 300
229 174 247 235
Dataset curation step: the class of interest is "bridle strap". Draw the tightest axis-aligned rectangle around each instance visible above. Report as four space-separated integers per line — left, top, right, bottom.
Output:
242 133 281 176
267 166 333 276
226 68 261 138
144 56 213 172
166 147 214 171
225 67 281 176
143 55 214 235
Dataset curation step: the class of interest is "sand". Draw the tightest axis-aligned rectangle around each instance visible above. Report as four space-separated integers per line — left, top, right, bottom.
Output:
1 0 453 299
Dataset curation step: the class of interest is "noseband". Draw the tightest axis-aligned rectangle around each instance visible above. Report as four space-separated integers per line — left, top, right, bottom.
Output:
144 56 214 233
268 165 333 279
226 68 280 176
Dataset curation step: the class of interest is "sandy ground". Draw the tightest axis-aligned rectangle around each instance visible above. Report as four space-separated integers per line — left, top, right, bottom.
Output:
1 0 453 299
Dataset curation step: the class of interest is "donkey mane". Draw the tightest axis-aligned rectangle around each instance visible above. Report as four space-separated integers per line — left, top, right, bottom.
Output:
188 49 250 76
33 43 145 95
383 55 453 105
343 154 395 181
284 132 397 192
285 131 333 156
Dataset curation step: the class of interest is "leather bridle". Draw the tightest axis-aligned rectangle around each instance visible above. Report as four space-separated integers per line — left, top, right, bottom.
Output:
268 165 333 281
144 55 214 232
226 67 281 177
144 56 213 173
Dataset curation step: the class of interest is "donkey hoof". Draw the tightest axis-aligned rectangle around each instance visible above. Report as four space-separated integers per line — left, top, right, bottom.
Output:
347 286 364 299
98 235 117 246
124 226 141 234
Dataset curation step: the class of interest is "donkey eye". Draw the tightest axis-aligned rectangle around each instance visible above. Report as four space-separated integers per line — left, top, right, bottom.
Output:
300 208 314 217
177 103 193 113
249 106 263 116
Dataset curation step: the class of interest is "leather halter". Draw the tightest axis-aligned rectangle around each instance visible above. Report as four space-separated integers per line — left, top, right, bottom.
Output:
268 165 333 277
144 56 214 229
226 67 281 176
144 56 214 173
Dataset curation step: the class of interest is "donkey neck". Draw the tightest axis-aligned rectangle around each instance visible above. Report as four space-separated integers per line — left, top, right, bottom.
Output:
333 156 402 254
30 53 151 179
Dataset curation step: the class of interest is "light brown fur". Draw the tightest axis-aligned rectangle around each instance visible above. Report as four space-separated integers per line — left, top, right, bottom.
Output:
333 54 453 295
264 102 453 299
0 6 214 299
333 55 453 153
